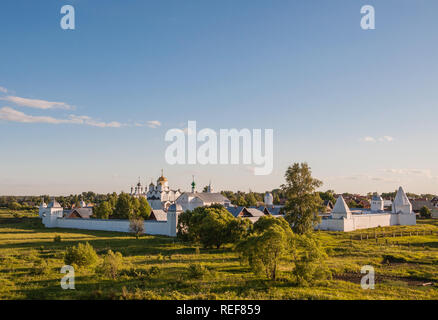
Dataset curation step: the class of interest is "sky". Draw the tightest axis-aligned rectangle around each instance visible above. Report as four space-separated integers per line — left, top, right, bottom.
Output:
1 0 438 196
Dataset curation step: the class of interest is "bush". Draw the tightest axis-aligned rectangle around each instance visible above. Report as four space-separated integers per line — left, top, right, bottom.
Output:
178 205 251 248
98 250 123 279
291 235 332 285
31 259 50 275
129 217 144 239
187 263 208 279
236 217 294 280
120 266 161 281
382 254 408 264
420 206 432 219
53 235 62 243
64 242 99 269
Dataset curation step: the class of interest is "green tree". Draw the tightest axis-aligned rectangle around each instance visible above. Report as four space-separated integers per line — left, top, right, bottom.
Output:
98 250 123 279
236 195 247 207
281 163 323 234
348 200 359 208
245 193 257 206
419 206 432 219
178 205 250 248
93 201 112 219
8 201 21 210
113 192 133 219
291 234 332 285
273 193 281 205
236 216 294 280
108 192 118 209
138 197 151 219
131 197 141 218
318 190 336 204
64 242 99 269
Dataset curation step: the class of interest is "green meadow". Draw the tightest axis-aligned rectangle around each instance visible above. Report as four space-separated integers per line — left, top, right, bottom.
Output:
0 209 437 300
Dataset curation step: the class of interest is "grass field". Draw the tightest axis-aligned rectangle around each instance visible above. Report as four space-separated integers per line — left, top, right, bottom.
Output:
0 208 437 300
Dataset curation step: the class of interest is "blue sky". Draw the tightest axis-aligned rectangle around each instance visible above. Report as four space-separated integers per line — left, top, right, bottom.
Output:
1 0 438 195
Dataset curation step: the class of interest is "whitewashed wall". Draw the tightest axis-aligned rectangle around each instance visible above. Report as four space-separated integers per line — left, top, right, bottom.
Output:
317 213 416 232
44 217 173 236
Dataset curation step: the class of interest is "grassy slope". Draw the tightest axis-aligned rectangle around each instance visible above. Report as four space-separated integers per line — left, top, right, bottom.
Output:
0 209 437 300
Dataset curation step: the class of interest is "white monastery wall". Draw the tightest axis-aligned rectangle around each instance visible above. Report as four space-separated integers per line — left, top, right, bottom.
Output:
317 213 416 232
43 216 175 237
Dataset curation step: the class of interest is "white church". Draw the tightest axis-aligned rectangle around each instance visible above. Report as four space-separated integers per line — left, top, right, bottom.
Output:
317 186 416 231
130 171 182 210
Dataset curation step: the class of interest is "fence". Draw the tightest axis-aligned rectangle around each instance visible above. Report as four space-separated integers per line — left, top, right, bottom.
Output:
350 230 438 241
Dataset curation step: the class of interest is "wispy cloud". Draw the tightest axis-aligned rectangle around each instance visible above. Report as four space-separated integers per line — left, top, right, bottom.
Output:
146 120 161 128
361 135 394 143
362 136 376 142
0 95 73 110
0 107 122 128
378 136 394 142
382 168 432 177
0 86 7 94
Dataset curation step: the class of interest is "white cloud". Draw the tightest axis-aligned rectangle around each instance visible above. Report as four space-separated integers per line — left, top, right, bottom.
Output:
378 136 394 142
0 107 122 128
362 136 376 142
0 95 73 110
361 135 394 143
382 168 432 177
0 86 7 93
146 120 161 128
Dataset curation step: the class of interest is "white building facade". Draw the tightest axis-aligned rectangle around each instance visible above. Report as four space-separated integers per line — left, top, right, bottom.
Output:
130 172 182 210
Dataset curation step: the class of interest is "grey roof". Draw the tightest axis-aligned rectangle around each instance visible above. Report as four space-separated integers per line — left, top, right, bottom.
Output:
186 192 230 203
264 206 283 215
411 200 434 211
149 209 167 221
69 208 92 218
243 208 265 217
226 206 245 217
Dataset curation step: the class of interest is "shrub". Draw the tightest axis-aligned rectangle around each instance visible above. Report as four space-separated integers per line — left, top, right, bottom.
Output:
420 206 432 219
291 235 332 285
178 205 251 248
382 254 408 264
31 259 50 275
98 250 123 279
120 266 161 281
53 235 62 243
187 263 208 279
129 217 144 239
64 242 99 269
236 217 294 280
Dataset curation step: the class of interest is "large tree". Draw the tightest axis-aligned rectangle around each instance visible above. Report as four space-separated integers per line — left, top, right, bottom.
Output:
281 163 323 234
113 192 133 219
236 216 294 280
177 205 251 248
93 201 112 219
137 197 151 219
